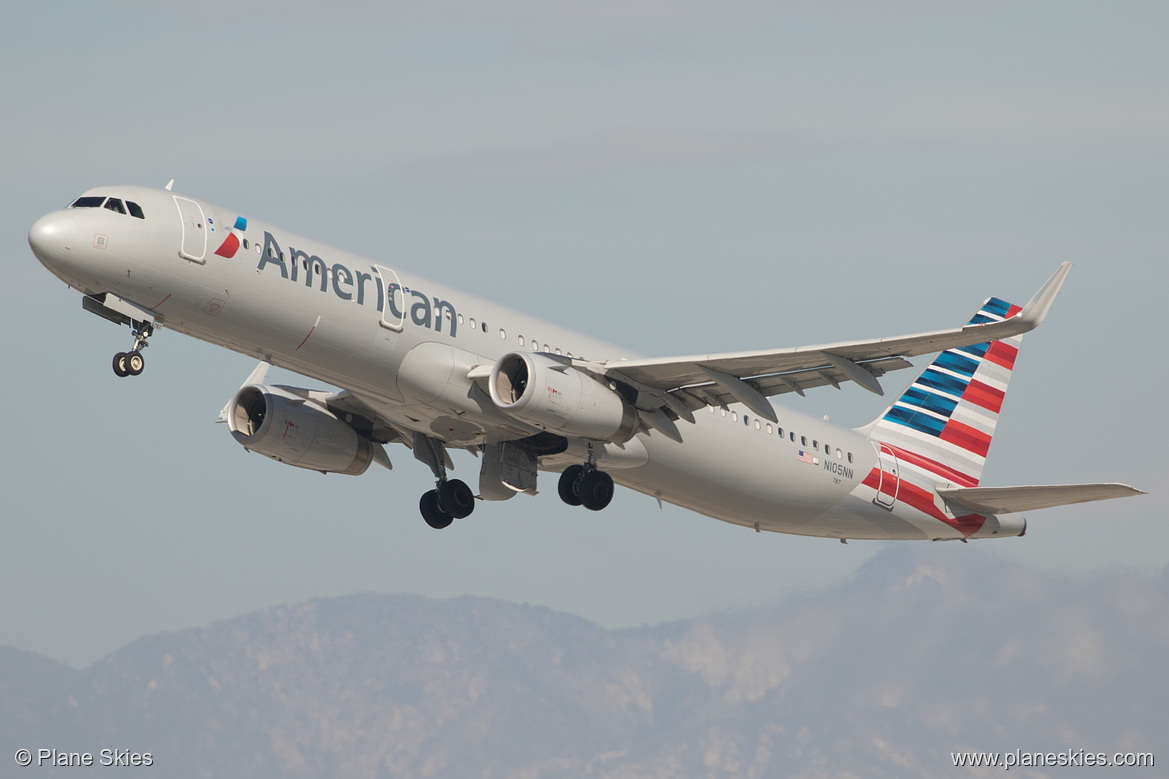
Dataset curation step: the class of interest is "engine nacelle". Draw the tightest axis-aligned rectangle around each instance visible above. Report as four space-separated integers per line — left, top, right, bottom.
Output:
488 352 638 444
226 385 375 475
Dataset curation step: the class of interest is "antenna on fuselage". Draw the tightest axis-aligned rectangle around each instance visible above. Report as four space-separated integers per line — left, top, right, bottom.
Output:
165 179 174 191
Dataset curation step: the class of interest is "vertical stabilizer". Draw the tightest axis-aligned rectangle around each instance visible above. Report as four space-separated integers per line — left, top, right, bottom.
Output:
869 297 1024 487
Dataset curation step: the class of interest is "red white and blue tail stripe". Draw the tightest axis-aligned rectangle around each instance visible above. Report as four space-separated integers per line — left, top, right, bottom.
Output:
871 296 1023 488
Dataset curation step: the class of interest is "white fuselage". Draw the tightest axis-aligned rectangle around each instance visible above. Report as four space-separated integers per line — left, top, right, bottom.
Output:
31 185 1021 541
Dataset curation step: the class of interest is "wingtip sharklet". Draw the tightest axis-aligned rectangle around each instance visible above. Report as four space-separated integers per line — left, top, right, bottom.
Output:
960 262 1071 339
1017 261 1072 329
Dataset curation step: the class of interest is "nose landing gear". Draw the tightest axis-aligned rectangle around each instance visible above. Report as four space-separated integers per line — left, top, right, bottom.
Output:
112 320 153 378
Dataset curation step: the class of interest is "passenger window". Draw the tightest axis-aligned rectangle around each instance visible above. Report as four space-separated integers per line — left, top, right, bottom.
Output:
777 427 783 437
482 322 488 333
126 201 145 219
71 196 105 208
836 449 843 460
755 420 761 430
104 198 126 215
242 239 249 250
813 441 819 450
847 453 854 464
790 432 795 442
731 412 738 422
801 436 808 446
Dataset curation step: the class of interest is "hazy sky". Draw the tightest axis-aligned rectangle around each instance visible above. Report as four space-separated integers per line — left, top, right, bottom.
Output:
2 0 1166 669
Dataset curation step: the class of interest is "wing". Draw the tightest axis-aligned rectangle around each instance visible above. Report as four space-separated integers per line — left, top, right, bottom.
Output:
937 483 1145 515
584 263 1071 437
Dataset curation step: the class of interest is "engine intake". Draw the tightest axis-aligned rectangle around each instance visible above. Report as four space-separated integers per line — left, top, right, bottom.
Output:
226 385 374 475
488 352 638 444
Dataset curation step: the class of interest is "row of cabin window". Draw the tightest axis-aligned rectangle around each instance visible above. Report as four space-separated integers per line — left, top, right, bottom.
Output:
438 310 578 357
70 196 145 219
709 405 855 463
456 318 580 359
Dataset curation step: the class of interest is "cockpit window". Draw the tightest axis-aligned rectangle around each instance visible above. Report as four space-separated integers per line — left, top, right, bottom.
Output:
68 195 145 219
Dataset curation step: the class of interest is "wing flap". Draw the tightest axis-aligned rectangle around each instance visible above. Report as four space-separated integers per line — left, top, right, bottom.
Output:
603 356 912 416
745 357 911 399
937 483 1145 515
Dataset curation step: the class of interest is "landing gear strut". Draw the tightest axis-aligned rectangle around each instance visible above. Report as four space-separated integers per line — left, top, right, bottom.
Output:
557 444 614 512
414 433 476 529
112 320 153 378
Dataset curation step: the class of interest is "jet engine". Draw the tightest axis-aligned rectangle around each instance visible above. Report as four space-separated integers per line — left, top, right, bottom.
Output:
488 352 638 443
226 385 375 475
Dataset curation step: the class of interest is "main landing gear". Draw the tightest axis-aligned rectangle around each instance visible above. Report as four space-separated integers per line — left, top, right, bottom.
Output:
419 478 475 530
112 320 153 378
557 445 614 511
413 433 476 529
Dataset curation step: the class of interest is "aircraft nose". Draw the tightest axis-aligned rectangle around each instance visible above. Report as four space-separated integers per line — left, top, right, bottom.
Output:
29 212 77 265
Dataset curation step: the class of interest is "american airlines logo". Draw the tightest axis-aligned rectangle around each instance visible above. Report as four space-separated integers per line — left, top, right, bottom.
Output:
256 231 459 336
213 216 248 258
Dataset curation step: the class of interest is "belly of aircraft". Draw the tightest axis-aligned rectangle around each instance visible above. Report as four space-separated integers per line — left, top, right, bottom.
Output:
614 421 948 541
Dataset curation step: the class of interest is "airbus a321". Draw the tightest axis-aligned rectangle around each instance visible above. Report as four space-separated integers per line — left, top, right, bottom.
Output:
29 184 1143 538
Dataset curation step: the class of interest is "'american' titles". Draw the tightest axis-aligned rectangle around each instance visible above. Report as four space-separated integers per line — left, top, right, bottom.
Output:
257 231 459 336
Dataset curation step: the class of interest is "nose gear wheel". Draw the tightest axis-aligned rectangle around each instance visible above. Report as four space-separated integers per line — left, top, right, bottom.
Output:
111 320 154 377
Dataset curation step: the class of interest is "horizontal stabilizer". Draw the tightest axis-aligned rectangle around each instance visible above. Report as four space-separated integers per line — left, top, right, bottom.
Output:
937 483 1145 515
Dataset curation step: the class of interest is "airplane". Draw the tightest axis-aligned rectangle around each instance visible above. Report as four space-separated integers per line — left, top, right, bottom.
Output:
29 183 1143 539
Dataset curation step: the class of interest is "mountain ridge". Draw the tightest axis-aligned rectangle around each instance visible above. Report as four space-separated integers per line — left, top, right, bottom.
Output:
3 547 1165 777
